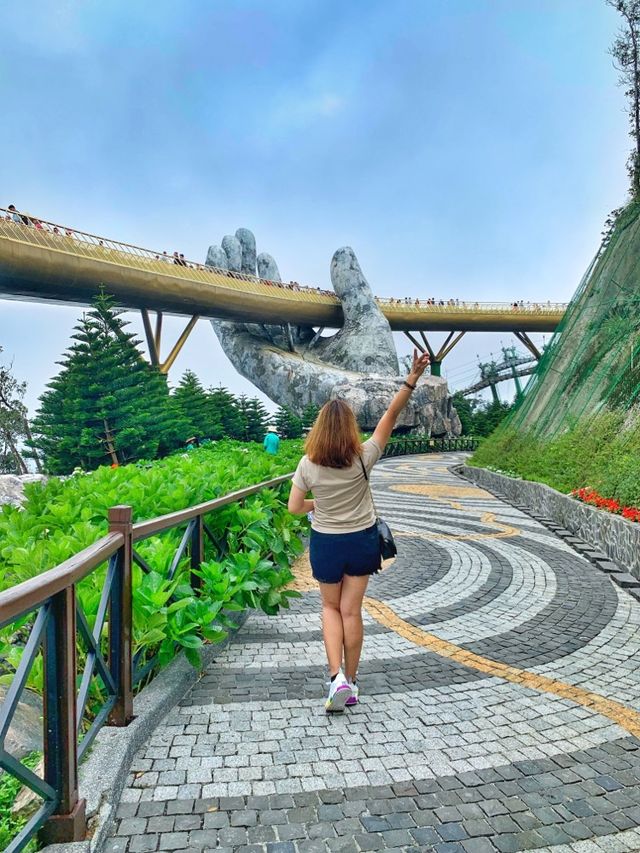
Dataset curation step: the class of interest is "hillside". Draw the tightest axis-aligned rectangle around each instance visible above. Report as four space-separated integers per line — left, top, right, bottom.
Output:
472 201 640 505
513 202 640 435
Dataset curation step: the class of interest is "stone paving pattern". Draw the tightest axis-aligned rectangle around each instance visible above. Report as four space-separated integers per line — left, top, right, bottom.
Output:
105 454 640 852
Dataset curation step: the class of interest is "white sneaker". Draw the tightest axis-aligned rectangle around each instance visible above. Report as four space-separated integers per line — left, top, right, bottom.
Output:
325 670 352 713
346 681 359 706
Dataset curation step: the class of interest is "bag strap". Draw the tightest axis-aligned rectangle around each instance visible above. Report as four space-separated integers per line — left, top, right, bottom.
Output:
359 455 379 518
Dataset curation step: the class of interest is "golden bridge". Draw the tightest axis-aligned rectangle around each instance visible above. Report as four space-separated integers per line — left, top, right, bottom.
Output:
0 211 566 374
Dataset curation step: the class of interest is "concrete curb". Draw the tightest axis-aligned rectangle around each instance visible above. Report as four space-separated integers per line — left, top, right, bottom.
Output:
452 463 640 596
40 611 250 853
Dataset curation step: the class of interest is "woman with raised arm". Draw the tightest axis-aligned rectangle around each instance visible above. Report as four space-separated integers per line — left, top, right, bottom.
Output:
288 349 431 712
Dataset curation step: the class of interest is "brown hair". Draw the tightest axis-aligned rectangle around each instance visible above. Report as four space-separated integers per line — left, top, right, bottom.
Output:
304 399 362 468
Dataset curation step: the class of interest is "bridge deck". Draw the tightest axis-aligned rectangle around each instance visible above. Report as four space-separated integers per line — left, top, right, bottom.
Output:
0 217 566 332
105 455 640 853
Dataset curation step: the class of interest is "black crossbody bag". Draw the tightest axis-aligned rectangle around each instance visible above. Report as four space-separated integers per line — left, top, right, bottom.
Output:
359 457 397 560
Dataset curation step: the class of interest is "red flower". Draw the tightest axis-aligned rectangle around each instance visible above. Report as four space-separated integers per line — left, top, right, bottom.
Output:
572 487 639 523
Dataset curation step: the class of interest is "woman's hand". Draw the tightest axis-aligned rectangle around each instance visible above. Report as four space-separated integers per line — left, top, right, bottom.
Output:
408 348 431 384
371 349 431 451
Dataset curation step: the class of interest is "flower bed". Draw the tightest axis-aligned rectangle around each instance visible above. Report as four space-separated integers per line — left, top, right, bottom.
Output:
572 487 640 523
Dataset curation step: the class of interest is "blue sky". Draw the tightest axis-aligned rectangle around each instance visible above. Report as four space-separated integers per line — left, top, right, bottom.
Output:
0 0 629 410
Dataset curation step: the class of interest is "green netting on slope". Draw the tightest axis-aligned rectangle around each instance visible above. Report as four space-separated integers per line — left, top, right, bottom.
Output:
508 201 640 439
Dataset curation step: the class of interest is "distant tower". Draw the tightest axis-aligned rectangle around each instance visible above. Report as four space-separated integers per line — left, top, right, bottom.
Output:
479 359 500 403
502 345 523 398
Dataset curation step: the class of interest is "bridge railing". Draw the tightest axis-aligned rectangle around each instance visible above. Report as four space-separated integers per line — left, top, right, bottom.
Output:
0 208 567 316
0 474 291 852
0 209 336 305
376 298 566 314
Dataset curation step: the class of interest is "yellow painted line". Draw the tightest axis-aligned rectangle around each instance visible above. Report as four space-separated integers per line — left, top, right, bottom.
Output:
388 481 517 540
395 511 519 541
289 548 640 736
362 596 640 739
390 483 494 500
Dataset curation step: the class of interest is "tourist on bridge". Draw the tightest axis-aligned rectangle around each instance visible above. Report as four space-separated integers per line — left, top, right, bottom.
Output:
263 425 280 455
7 204 22 224
288 348 430 712
8 204 29 226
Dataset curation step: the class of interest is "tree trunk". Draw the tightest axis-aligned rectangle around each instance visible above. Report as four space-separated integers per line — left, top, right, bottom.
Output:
3 431 28 474
21 417 43 473
103 419 119 466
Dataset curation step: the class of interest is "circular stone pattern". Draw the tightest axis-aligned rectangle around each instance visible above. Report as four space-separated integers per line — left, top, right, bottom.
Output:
106 453 640 853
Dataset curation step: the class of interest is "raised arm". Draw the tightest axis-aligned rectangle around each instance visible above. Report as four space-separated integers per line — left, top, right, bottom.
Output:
371 349 431 450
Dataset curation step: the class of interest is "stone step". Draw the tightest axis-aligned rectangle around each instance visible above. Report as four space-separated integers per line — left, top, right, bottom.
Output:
611 572 640 589
595 560 625 574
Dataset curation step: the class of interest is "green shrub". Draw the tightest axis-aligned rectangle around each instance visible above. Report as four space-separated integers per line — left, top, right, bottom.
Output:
0 440 307 701
471 411 640 506
0 752 40 852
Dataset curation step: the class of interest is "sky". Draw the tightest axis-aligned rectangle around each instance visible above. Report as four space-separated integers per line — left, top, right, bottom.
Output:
0 0 630 412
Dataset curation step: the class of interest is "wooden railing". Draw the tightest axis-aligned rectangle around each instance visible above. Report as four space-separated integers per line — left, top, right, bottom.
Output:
0 474 291 852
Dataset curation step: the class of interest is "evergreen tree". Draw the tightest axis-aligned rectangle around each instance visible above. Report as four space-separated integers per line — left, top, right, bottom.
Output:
451 393 476 436
247 397 270 441
472 400 513 437
31 293 180 473
209 385 244 438
275 405 303 439
172 370 221 439
451 392 513 438
236 395 270 441
301 402 320 431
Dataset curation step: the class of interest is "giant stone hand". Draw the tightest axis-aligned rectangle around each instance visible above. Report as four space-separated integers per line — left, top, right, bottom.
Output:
207 229 460 436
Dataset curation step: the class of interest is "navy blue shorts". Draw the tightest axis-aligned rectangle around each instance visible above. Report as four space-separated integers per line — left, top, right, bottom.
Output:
309 524 381 584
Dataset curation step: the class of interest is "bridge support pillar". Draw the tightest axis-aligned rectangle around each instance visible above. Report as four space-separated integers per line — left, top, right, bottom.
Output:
403 331 465 378
513 331 541 360
141 310 200 375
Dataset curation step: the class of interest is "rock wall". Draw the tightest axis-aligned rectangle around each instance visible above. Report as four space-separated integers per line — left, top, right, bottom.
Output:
462 464 640 578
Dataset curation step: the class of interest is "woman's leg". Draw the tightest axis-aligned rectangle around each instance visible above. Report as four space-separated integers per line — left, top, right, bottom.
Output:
318 581 344 676
340 574 370 682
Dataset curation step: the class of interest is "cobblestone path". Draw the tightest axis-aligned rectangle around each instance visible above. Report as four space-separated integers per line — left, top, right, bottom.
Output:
106 454 640 853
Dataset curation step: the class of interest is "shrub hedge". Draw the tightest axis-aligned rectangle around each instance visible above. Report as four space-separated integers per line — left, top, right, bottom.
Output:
471 410 640 507
0 439 307 699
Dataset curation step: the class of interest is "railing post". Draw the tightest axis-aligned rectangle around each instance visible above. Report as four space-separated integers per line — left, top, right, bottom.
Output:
108 506 134 726
40 587 87 845
190 515 204 590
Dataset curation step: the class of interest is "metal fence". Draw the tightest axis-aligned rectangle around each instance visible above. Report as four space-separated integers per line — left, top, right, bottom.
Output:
382 435 480 457
0 437 477 850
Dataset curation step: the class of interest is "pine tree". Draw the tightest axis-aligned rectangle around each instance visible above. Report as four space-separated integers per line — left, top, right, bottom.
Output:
301 403 320 431
235 395 270 441
31 293 181 473
172 370 221 440
209 385 244 438
275 405 303 439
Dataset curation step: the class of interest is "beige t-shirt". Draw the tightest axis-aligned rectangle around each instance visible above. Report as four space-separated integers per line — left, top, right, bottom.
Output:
292 438 382 533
